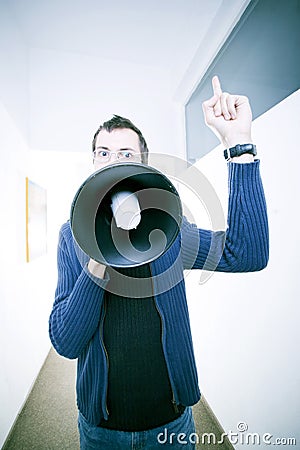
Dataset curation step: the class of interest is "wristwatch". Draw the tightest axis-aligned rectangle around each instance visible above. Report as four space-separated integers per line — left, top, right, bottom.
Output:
224 143 257 160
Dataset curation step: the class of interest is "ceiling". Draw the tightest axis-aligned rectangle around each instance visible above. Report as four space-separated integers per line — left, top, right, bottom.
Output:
7 0 223 72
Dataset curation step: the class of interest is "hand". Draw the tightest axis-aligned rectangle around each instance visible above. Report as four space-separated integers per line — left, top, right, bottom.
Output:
202 76 253 148
88 259 107 279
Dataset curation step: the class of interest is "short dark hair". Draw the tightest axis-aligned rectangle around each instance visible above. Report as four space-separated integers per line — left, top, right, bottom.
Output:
92 115 149 164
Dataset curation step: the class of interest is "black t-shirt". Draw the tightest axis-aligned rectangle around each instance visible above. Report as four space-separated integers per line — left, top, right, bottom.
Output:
99 264 184 431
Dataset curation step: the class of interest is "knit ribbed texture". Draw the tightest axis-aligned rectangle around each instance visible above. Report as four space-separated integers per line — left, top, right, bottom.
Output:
99 265 184 431
180 161 269 272
49 160 269 426
49 227 108 359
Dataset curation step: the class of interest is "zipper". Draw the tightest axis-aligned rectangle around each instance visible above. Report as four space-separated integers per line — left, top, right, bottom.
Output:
149 263 179 414
172 394 179 414
99 297 109 417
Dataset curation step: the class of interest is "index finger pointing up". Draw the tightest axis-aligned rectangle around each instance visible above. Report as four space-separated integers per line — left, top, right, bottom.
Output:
212 75 222 97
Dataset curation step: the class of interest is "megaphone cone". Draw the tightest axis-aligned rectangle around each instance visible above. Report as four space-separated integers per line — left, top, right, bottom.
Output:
70 162 182 268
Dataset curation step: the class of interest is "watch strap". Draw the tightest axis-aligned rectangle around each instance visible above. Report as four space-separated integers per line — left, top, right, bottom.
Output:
224 143 257 160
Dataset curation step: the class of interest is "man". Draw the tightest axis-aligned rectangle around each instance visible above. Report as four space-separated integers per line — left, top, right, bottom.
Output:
49 76 269 449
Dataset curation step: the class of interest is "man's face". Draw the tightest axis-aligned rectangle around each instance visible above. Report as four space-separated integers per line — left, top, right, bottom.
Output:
93 128 142 171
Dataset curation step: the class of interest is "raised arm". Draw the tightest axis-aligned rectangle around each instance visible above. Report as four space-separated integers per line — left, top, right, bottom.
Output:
181 76 269 272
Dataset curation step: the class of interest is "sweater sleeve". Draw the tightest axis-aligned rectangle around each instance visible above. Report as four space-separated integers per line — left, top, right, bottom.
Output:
49 223 109 359
181 160 269 272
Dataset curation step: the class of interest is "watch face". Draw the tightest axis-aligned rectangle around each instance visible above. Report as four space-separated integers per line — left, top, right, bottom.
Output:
242 144 254 152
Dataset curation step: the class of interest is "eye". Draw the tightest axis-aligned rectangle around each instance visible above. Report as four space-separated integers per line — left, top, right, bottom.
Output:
119 151 134 159
123 151 133 159
99 150 109 157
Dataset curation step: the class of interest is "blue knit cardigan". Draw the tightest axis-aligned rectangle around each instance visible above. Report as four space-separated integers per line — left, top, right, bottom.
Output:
49 161 269 425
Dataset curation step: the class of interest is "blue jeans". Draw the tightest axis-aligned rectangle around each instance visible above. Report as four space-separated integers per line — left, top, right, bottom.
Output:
78 407 196 449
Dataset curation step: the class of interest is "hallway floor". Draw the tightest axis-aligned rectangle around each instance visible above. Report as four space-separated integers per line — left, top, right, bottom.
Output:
2 348 234 449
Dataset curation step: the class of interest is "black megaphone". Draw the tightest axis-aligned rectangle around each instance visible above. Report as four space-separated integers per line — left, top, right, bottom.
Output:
70 162 182 268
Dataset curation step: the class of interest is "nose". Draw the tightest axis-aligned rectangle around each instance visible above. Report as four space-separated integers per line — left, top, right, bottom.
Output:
110 152 119 162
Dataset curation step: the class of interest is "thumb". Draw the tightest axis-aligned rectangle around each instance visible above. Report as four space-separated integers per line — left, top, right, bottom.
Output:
202 93 219 111
202 94 219 125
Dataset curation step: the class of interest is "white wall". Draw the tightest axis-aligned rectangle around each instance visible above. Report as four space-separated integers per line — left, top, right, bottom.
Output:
0 104 54 447
186 90 300 448
0 3 29 141
29 47 182 158
0 4 53 446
